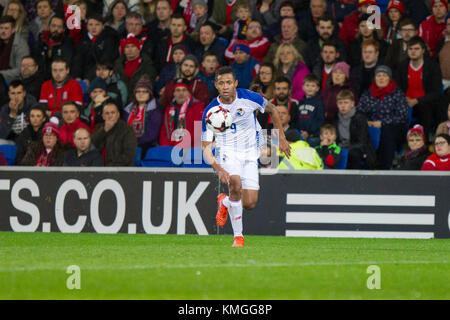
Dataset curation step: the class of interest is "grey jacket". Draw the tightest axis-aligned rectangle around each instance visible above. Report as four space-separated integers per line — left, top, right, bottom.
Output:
0 34 30 82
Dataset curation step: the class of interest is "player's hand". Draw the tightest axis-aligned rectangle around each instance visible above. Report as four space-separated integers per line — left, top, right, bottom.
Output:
218 169 230 185
279 136 291 159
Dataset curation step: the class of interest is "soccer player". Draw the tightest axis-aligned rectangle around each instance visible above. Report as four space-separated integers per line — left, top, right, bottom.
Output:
201 66 291 247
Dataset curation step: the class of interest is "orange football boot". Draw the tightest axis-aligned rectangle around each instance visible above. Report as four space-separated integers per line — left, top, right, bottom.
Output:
232 236 244 247
216 193 228 227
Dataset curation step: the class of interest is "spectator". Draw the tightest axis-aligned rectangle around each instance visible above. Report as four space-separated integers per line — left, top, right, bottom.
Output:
274 103 301 139
211 0 238 38
264 0 296 42
114 33 157 98
63 127 103 166
384 18 418 73
311 40 340 89
321 61 358 122
19 56 44 101
436 102 450 135
225 19 270 63
159 78 205 148
91 101 137 166
257 76 299 130
402 0 430 26
154 13 197 73
384 0 405 43
20 117 65 166
0 74 7 106
421 133 450 170
395 36 443 140
95 60 128 107
304 15 347 70
249 62 276 100
0 80 37 141
419 0 448 57
63 0 88 47
295 74 325 147
358 65 409 169
298 0 328 42
14 103 48 164
347 14 388 68
194 22 226 66
327 0 357 27
32 15 74 80
2 0 29 42
339 0 387 46
436 13 450 93
59 100 90 147
232 1 252 41
250 0 280 28
230 42 260 89
139 0 157 24
396 124 431 170
350 39 382 97
123 75 162 156
273 43 310 101
160 54 210 108
29 0 55 42
334 89 376 169
39 58 84 116
0 15 30 82
72 14 120 83
145 0 172 54
315 123 341 169
188 0 218 39
264 17 307 63
82 77 115 130
155 43 187 98
105 0 128 33
198 51 220 100
25 0 63 21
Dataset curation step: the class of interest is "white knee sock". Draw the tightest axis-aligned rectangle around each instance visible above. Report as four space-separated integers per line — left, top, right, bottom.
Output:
228 199 243 237
222 196 231 209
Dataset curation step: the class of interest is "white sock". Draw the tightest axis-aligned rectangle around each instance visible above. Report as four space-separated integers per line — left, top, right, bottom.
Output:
229 199 243 237
222 196 231 209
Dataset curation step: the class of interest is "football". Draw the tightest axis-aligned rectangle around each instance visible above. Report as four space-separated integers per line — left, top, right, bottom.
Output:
205 106 233 133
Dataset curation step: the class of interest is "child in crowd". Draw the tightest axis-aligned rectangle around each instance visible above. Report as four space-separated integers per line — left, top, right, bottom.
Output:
233 1 252 40
315 123 341 169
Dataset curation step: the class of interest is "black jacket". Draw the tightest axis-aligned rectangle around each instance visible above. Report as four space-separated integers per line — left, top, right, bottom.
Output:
304 35 347 70
21 71 46 100
0 94 38 140
350 62 381 98
72 26 119 80
63 144 103 166
154 34 198 73
397 148 432 171
333 111 377 169
347 35 387 68
395 57 443 107
14 123 44 164
194 38 226 66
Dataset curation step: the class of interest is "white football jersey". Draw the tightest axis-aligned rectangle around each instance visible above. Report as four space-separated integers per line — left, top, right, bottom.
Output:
202 88 267 160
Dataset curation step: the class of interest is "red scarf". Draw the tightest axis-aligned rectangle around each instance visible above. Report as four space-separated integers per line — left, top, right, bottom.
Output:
36 148 54 166
124 57 141 79
370 80 396 101
42 30 62 49
226 0 237 25
127 104 147 138
165 96 192 144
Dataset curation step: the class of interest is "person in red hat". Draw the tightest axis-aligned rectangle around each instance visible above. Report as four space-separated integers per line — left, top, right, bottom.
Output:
385 0 405 43
339 0 387 46
419 0 448 56
396 124 431 170
20 117 66 166
159 78 205 148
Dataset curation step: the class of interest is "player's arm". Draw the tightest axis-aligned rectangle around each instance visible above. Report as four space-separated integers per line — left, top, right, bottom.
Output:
202 141 230 185
264 101 291 158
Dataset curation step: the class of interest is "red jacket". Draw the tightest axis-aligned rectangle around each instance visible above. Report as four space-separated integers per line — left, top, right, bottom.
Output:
225 36 271 62
161 78 210 110
421 153 450 171
419 15 446 56
159 98 205 148
339 11 387 46
59 118 90 147
39 78 84 115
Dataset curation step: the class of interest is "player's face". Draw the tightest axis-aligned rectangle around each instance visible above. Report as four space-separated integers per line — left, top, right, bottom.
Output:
215 73 238 102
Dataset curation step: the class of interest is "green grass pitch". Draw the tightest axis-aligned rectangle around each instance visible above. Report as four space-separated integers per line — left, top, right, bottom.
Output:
1 232 449 299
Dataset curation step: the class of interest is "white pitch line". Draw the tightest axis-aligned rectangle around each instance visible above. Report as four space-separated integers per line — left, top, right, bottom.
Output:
0 260 448 272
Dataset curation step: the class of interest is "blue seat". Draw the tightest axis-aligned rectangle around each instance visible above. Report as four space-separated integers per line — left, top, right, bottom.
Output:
181 147 212 168
408 106 418 126
141 146 183 167
337 148 348 170
218 37 229 48
0 145 17 165
77 80 88 104
134 147 142 167
368 126 381 150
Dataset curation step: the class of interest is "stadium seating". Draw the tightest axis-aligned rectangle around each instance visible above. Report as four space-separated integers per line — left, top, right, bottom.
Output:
337 148 348 170
368 127 381 150
77 80 88 104
134 147 142 167
0 144 17 166
141 146 183 167
181 147 212 168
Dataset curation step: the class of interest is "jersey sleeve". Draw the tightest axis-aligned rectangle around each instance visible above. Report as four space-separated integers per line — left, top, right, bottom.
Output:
239 88 267 113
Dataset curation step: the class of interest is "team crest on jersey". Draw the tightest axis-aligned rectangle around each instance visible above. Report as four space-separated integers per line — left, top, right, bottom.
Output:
63 91 68 100
236 108 245 116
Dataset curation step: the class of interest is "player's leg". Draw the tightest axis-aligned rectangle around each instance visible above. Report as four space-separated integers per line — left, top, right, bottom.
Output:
241 189 259 210
241 160 260 210
228 175 244 239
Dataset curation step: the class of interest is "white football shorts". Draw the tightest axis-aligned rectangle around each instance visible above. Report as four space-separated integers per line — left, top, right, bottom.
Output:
218 150 260 190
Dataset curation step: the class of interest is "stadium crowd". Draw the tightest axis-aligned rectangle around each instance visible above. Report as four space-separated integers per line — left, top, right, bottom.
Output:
0 0 449 170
